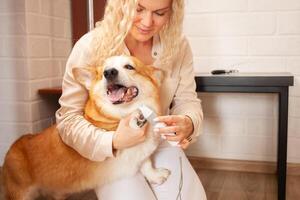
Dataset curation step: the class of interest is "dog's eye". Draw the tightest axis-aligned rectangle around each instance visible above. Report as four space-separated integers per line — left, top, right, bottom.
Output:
124 64 135 70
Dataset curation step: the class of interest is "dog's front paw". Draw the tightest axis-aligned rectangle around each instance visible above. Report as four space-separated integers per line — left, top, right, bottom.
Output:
145 168 171 185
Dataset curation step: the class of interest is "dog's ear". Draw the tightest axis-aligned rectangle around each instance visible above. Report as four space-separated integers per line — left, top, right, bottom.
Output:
72 67 97 90
151 68 164 87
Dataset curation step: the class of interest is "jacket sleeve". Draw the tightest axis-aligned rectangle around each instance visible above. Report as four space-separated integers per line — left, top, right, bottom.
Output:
55 32 115 161
170 37 204 142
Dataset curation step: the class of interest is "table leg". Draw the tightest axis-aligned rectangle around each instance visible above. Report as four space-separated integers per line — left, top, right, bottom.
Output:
277 88 288 200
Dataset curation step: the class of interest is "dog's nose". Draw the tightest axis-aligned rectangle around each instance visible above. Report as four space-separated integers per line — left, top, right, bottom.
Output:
104 68 118 81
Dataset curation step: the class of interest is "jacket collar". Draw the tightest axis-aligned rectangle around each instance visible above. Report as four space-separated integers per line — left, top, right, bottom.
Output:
123 34 161 61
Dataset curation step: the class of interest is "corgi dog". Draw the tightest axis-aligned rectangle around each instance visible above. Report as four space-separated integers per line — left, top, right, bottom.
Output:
3 55 170 200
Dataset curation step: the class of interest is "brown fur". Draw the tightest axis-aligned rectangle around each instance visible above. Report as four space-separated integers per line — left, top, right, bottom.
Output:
2 56 164 200
84 99 120 131
3 126 101 199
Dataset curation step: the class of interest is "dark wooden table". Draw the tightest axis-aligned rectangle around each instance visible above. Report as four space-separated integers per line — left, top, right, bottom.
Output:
39 72 294 200
195 72 294 200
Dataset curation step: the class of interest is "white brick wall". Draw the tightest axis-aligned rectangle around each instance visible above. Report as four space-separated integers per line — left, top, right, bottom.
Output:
0 0 71 164
1 0 299 165
184 0 300 163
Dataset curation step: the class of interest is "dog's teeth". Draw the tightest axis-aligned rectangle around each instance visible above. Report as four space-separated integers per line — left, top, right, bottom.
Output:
133 88 138 95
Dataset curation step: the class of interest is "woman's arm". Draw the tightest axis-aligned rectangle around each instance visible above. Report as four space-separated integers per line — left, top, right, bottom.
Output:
55 32 115 161
154 37 203 147
169 37 203 142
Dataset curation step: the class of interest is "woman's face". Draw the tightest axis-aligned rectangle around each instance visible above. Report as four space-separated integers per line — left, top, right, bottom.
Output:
129 0 172 42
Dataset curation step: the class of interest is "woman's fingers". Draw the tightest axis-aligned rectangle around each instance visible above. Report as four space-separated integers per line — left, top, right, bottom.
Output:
154 115 193 149
113 112 149 150
154 125 180 134
154 115 183 125
164 134 185 141
179 139 191 149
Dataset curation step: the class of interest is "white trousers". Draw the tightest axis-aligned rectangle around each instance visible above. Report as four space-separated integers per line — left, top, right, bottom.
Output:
95 142 207 200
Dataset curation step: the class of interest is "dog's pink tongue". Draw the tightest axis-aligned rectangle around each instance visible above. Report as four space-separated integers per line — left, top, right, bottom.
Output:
108 88 125 102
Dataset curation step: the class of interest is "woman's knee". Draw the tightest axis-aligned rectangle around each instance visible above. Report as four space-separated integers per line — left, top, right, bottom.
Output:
95 174 156 200
151 146 207 200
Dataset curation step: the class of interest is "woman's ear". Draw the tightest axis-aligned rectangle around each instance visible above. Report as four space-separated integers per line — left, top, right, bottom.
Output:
72 67 97 90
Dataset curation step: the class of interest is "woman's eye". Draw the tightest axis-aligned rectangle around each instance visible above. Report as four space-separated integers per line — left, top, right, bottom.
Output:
136 8 143 13
154 12 165 16
124 64 135 70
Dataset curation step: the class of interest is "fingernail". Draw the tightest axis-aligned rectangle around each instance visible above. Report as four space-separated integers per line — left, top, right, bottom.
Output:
154 128 159 132
161 135 166 139
153 118 159 122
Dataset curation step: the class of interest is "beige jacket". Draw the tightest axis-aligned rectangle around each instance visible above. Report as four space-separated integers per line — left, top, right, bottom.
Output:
56 31 203 162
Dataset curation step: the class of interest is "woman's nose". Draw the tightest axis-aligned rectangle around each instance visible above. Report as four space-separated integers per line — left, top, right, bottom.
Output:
141 12 153 27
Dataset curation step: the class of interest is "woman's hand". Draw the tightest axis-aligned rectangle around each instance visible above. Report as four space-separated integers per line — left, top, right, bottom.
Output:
154 115 194 149
113 113 148 150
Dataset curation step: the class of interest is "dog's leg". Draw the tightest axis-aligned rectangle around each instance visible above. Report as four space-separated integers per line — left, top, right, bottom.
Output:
140 158 170 185
3 176 38 200
53 194 68 200
3 172 22 200
3 161 37 200
4 187 37 200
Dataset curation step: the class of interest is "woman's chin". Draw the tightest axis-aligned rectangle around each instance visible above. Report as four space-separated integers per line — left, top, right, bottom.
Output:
131 31 155 42
138 35 155 42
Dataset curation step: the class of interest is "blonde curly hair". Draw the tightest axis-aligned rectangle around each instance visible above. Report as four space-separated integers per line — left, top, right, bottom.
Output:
90 0 184 69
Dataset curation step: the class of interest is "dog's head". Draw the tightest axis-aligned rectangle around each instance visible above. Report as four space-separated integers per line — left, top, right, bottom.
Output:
73 55 164 119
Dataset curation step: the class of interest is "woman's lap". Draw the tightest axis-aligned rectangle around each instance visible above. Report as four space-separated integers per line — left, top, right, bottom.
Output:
95 142 207 200
95 173 156 200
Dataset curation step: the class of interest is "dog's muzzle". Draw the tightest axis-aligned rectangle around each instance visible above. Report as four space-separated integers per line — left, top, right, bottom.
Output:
106 84 139 104
104 68 118 81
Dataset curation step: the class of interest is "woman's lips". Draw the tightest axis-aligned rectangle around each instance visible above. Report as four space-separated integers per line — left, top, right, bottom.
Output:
137 27 152 34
